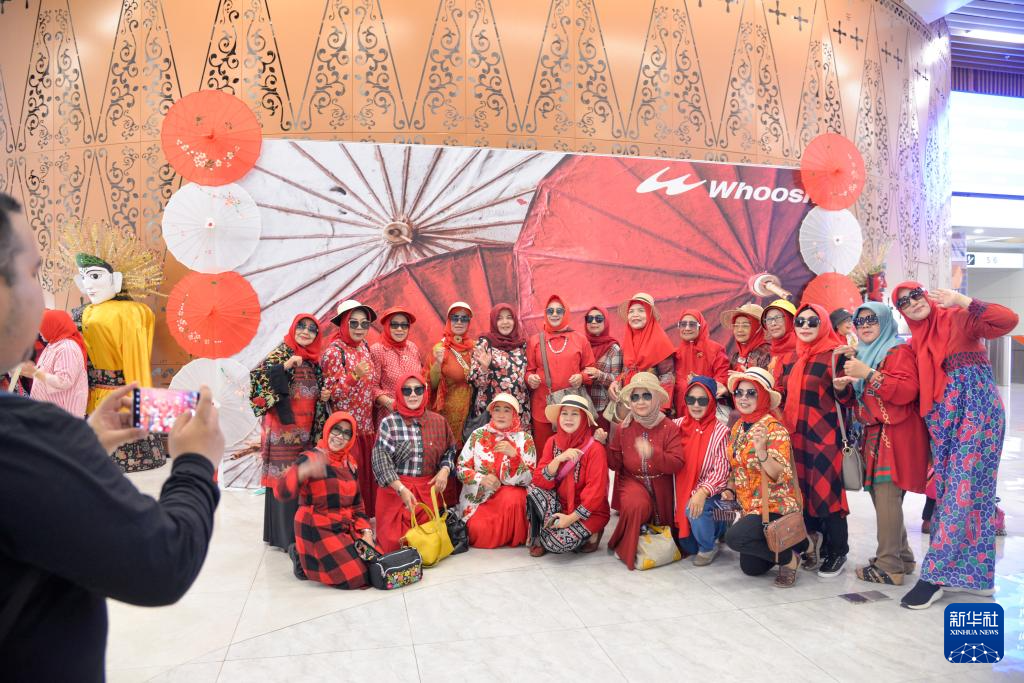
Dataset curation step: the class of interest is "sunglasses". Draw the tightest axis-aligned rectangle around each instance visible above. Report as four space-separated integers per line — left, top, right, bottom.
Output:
389 321 411 330
763 314 785 325
630 391 653 402
546 307 565 316
853 314 879 328
401 385 426 396
449 314 471 324
793 316 821 329
678 320 700 329
896 288 925 310
585 314 605 323
732 388 758 399
331 428 353 438
348 319 371 330
685 395 709 407
295 321 318 333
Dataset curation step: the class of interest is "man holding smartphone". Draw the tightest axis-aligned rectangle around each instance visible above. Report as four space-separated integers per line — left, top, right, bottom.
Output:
0 193 226 680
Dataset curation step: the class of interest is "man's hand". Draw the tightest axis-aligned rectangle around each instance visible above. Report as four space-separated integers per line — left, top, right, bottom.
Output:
169 386 226 467
87 384 148 454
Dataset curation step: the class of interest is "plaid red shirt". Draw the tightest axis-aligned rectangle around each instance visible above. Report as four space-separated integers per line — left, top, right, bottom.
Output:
372 411 456 486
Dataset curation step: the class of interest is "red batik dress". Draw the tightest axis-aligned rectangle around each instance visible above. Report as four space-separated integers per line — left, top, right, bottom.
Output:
370 339 423 428
606 419 684 570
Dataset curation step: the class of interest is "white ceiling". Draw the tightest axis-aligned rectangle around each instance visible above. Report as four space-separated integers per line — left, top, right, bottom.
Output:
905 0 974 23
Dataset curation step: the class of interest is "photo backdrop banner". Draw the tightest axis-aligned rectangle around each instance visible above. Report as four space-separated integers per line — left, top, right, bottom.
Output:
233 140 816 368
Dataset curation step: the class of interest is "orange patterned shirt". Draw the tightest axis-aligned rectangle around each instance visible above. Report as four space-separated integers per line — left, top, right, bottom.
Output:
728 415 800 516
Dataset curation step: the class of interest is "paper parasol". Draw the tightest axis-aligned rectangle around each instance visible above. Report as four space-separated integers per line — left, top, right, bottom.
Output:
162 183 262 273
169 358 257 446
167 272 261 359
161 91 262 186
799 272 863 313
798 207 863 275
800 134 865 210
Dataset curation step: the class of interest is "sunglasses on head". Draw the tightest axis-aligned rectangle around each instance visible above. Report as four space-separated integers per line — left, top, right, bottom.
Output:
896 288 926 310
389 321 411 330
449 314 471 324
793 316 820 329
853 314 879 328
685 395 709 407
401 385 426 396
630 391 653 402
732 388 758 399
295 321 318 333
585 314 604 323
348 319 371 330
546 307 565 316
678 320 700 329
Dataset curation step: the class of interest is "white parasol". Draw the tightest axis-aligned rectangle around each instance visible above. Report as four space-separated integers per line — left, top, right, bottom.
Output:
168 358 257 447
798 207 864 275
161 183 262 273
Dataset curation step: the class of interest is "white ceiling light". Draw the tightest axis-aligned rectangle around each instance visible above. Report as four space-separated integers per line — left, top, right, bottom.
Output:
973 228 985 234
954 28 1024 45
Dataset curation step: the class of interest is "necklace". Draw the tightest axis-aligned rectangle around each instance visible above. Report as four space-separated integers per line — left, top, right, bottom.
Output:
547 336 569 354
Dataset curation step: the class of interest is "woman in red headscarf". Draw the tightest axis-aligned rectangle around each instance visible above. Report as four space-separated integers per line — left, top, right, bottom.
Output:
371 306 422 428
526 294 597 453
274 412 373 588
526 395 610 556
673 376 731 565
888 282 1017 610
721 303 772 372
469 303 531 429
26 310 89 416
609 293 676 409
251 313 330 550
581 304 621 432
782 303 847 578
428 302 476 450
672 309 729 416
760 299 798 386
372 373 457 552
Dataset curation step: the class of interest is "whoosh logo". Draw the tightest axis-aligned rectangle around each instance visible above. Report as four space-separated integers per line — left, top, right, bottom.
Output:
635 167 809 203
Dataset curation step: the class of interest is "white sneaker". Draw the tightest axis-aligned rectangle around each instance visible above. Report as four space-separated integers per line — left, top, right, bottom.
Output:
944 586 996 597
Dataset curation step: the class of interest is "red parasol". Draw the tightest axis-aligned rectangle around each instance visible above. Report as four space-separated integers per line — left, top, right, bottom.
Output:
161 91 262 186
167 272 262 358
514 155 815 345
799 272 863 314
799 134 865 210
320 246 516 352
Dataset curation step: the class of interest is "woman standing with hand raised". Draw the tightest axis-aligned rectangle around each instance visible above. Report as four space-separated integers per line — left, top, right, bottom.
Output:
370 306 422 428
468 304 531 430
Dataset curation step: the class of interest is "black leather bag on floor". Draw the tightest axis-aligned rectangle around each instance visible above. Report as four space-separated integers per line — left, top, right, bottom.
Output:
442 497 470 555
354 541 423 590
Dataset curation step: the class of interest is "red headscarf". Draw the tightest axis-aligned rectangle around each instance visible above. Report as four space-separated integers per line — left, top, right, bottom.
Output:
486 397 523 435
764 307 797 356
738 380 774 425
379 307 414 350
621 300 675 381
479 303 526 352
676 377 720 536
674 310 726 378
543 295 572 335
434 307 474 411
317 412 358 468
552 405 594 452
284 313 323 363
331 310 358 347
394 372 429 419
584 305 618 361
892 280 952 416
39 310 88 371
733 313 767 360
783 303 842 431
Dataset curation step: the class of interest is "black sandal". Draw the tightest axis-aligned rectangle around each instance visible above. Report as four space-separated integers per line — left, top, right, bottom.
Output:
856 564 900 585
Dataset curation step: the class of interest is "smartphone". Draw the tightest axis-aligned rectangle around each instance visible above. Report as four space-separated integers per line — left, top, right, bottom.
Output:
133 387 199 433
839 592 869 604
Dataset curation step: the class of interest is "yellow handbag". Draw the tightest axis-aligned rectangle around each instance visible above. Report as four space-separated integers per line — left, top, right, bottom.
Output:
402 487 454 567
634 454 682 571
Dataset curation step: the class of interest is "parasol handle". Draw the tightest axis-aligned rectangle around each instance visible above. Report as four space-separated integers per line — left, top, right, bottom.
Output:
763 281 792 300
748 272 792 300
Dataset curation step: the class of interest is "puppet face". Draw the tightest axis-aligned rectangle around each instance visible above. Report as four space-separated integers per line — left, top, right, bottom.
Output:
75 266 122 304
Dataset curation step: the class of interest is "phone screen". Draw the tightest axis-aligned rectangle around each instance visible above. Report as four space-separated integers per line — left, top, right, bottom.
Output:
133 388 199 433
839 592 869 604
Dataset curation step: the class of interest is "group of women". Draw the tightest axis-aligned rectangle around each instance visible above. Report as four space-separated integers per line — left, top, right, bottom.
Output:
249 285 1016 611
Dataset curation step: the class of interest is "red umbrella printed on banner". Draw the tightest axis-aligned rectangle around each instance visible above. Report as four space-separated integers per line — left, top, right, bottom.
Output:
161 91 263 186
799 272 863 314
514 155 816 343
167 271 262 358
799 133 866 210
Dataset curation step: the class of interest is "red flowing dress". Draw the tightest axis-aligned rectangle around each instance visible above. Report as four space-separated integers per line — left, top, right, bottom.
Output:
606 419 684 570
526 330 595 451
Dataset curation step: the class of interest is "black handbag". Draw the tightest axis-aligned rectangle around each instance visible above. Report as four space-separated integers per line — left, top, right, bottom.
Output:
441 496 470 555
354 540 423 590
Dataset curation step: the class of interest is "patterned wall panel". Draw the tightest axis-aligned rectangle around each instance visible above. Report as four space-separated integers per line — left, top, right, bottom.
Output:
0 0 951 374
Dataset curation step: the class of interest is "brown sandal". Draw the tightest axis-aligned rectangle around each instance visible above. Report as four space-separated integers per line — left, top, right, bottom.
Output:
775 564 798 588
580 530 603 554
529 544 547 557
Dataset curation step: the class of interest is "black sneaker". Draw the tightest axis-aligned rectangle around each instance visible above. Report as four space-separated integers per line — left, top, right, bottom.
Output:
901 580 944 610
288 543 307 581
817 553 846 578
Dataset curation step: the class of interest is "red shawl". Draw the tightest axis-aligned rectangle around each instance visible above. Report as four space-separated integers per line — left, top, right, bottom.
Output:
675 379 718 536
479 303 526 352
330 310 358 347
394 372 429 419
674 310 726 379
892 280 953 416
766 310 797 356
543 295 573 335
739 383 774 425
733 313 767 361
379 306 413 350
39 309 88 371
284 313 323 363
584 304 618 361
621 300 675 380
783 303 842 431
317 411 358 469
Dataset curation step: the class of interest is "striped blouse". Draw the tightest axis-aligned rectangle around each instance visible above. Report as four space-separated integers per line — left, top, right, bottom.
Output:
29 339 89 417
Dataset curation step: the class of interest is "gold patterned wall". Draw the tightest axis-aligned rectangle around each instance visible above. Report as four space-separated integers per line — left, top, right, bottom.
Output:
0 0 950 378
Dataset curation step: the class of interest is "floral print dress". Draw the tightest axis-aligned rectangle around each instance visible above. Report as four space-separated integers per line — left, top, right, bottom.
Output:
468 339 531 427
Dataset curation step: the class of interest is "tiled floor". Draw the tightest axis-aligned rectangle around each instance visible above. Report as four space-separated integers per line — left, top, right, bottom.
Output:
106 386 1024 682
